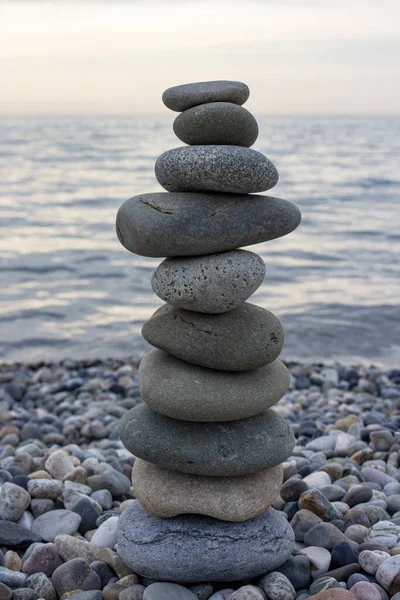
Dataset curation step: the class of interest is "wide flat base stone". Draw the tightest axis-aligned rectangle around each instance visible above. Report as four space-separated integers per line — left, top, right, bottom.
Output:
116 501 294 582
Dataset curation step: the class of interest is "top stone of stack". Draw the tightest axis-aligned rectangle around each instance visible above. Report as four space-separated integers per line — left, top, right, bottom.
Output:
162 80 250 112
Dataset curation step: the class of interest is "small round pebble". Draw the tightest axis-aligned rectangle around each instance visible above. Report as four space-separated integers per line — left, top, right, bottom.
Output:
173 102 259 147
162 80 250 112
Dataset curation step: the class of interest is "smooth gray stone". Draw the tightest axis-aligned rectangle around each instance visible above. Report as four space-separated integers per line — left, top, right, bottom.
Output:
173 102 258 147
117 501 294 582
118 404 295 476
151 250 265 314
155 146 278 194
142 302 283 371
143 583 197 600
139 350 290 422
116 192 301 258
162 80 250 112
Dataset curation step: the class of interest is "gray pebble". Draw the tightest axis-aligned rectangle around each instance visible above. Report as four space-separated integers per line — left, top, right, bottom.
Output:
119 404 295 477
173 102 258 147
155 146 278 194
139 350 290 422
51 558 101 596
117 501 294 582
31 509 81 542
151 250 265 314
25 573 57 600
116 192 301 258
0 567 26 588
143 582 197 600
162 80 250 112
142 302 284 372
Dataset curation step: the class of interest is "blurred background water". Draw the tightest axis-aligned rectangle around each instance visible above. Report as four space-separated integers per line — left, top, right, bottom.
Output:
0 115 399 366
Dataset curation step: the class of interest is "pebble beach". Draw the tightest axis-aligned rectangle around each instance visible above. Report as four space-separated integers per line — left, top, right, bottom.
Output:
1 358 400 600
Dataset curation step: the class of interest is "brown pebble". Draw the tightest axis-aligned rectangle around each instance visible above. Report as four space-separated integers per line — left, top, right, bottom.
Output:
334 415 360 432
390 573 400 596
63 467 87 484
28 470 52 480
103 583 131 600
4 550 22 571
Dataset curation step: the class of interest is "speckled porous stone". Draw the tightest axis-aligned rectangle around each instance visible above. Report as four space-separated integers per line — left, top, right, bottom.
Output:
116 192 301 258
116 501 294 582
139 350 290 422
132 459 283 521
173 102 258 147
151 250 265 313
155 146 278 194
162 80 250 112
142 302 284 371
118 404 295 477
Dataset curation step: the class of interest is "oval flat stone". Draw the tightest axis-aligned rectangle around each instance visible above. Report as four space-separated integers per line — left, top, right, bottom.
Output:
117 501 294 582
118 404 295 476
162 80 250 112
155 146 278 194
173 102 258 147
132 459 283 521
142 302 284 371
139 350 290 421
116 192 301 258
151 250 265 314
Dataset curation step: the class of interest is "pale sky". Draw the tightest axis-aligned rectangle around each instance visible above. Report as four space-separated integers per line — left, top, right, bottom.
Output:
1 0 400 115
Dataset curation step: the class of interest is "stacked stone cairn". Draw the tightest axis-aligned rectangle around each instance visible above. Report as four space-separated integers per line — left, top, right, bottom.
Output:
116 81 302 582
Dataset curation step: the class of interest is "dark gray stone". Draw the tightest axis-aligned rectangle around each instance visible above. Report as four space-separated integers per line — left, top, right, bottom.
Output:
0 521 41 548
0 567 26 588
155 146 278 194
280 479 309 502
142 303 284 371
117 501 294 582
276 556 311 590
118 404 295 477
173 102 258 147
151 249 265 314
100 470 131 496
139 350 290 422
304 523 358 550
11 589 37 600
116 192 301 258
51 558 101 596
162 80 250 112
342 486 373 507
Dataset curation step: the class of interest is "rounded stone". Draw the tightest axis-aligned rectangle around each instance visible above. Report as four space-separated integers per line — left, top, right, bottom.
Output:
31 510 81 542
117 501 294 582
142 303 284 372
119 404 295 477
151 250 265 314
51 558 101 597
155 146 278 194
162 80 250 112
116 192 301 258
260 572 296 600
139 350 290 422
132 459 283 521
173 102 258 147
143 583 197 600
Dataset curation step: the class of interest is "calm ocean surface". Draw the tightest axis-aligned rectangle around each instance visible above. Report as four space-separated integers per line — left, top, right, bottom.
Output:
0 115 399 366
